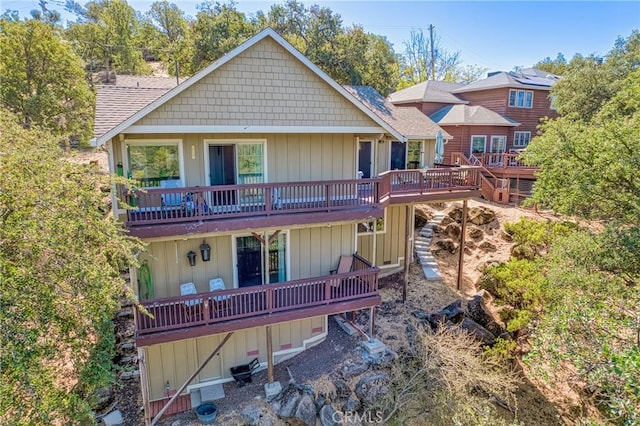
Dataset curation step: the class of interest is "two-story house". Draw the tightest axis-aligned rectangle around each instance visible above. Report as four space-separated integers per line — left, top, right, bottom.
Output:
94 28 480 423
389 69 559 203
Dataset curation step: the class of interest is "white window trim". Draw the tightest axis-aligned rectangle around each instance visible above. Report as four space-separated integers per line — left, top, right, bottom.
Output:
356 138 374 179
470 135 487 155
513 131 532 147
489 135 507 153
508 89 534 108
122 138 184 188
357 212 386 235
203 139 268 186
231 230 290 288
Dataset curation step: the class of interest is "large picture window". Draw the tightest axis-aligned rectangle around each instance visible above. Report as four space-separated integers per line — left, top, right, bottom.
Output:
127 143 180 187
513 131 531 147
508 89 534 108
407 141 423 169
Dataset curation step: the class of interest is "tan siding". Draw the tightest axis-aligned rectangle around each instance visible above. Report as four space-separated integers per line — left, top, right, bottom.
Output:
134 38 376 129
290 224 355 279
357 205 407 267
376 140 389 174
144 317 325 400
119 133 358 213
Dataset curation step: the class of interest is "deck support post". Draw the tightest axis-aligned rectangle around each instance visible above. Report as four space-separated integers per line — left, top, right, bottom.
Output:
150 332 233 426
403 204 411 302
369 306 375 337
266 325 274 383
457 200 467 291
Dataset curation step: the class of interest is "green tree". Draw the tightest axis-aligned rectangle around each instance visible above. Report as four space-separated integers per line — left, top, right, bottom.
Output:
0 18 94 145
66 0 150 80
534 52 568 75
0 110 144 424
140 0 188 74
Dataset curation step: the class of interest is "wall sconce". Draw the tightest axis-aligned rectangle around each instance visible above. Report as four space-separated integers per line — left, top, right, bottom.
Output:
200 240 211 262
187 250 197 267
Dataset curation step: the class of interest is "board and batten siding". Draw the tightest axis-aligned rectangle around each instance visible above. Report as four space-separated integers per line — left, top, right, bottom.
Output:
113 132 361 190
133 37 376 129
136 224 356 298
357 205 408 268
143 316 326 401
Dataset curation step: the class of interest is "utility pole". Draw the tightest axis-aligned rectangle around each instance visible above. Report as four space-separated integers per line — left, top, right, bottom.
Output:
429 24 435 80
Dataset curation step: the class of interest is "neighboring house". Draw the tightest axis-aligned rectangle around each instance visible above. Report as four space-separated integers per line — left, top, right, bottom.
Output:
94 28 480 423
389 68 559 203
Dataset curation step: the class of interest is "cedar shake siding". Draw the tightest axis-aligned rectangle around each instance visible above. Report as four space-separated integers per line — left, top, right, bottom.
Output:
134 38 375 128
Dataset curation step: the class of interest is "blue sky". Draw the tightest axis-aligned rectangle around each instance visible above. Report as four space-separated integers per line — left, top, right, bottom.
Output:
6 1 640 72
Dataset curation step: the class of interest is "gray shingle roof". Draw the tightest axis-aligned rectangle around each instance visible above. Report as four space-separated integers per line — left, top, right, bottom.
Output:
112 75 187 88
94 86 169 139
430 104 519 127
452 70 557 93
388 80 467 104
345 85 451 139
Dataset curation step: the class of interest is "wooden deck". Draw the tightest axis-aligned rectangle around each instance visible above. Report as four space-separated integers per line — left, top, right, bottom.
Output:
135 256 379 346
122 167 481 237
476 153 537 179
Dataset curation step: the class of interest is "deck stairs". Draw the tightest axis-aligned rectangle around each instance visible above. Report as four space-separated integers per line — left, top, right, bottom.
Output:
414 211 447 281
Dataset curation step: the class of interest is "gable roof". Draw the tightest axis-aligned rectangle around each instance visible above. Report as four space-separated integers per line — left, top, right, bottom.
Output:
430 105 520 127
452 69 557 94
94 28 405 146
388 80 467 105
345 85 451 139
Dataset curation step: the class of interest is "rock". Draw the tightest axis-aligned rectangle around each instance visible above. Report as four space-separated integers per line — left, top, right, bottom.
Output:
320 404 340 426
332 379 352 399
435 239 457 253
440 215 454 226
478 241 497 251
412 310 428 320
354 372 390 406
274 383 315 421
444 223 461 239
426 313 449 329
467 295 506 336
241 404 279 426
500 230 514 242
94 387 114 412
476 260 500 272
468 206 496 225
465 240 476 249
446 206 464 222
436 299 464 323
342 395 361 412
432 225 443 234
511 244 536 260
293 394 317 426
468 226 484 239
102 410 123 426
414 205 432 229
341 360 369 379
459 318 496 345
315 395 327 412
368 347 398 367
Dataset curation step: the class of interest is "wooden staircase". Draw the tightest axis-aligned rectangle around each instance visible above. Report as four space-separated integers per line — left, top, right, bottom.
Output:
450 153 511 204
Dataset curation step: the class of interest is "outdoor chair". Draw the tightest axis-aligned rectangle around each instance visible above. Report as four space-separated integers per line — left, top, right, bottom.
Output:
180 282 202 321
209 278 231 316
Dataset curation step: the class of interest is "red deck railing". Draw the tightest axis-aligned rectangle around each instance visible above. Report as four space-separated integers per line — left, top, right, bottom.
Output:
123 167 480 227
135 255 379 336
478 153 536 170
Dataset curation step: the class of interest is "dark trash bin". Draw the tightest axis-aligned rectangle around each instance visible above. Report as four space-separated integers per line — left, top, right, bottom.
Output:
230 358 260 387
195 402 217 424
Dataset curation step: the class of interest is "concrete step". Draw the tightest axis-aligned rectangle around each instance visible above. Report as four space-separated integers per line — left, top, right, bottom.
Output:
422 265 442 281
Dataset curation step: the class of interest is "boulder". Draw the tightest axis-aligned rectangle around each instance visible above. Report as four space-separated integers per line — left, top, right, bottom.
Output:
444 223 461 239
440 215 454 226
435 239 456 253
414 205 432 229
332 379 352 399
368 347 398 367
465 240 477 249
467 295 506 336
476 260 501 272
468 206 496 225
354 372 390 406
341 360 369 379
446 206 464 222
432 225 443 234
241 404 279 426
342 394 361 413
315 395 327 412
459 318 496 345
320 404 340 426
274 383 315 423
500 230 514 242
293 394 317 426
478 241 497 252
468 226 484 239
94 387 114 412
436 299 465 323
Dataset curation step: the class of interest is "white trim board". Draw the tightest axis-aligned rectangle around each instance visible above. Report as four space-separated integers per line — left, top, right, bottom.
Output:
126 126 386 135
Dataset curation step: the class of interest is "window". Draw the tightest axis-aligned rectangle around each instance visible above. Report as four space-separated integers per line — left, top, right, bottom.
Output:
470 135 486 155
508 89 534 108
390 141 406 170
358 216 385 234
490 136 507 153
236 143 264 184
126 142 181 187
550 95 558 111
407 141 423 169
513 131 531 147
